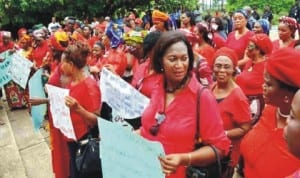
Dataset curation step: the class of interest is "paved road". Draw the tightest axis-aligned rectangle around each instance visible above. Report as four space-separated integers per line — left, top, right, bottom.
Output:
0 97 53 178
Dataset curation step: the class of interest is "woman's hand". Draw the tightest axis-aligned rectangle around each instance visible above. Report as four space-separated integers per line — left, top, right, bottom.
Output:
158 153 186 176
65 96 79 111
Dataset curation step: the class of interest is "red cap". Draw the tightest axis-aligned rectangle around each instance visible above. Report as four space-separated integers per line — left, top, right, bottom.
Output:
213 47 238 68
266 48 300 88
250 34 273 55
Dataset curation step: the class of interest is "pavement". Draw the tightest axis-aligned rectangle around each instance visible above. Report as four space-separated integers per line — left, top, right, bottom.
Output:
0 94 53 178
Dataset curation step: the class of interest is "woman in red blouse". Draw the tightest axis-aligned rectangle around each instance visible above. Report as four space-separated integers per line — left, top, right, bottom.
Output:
193 22 215 67
139 31 230 178
272 16 297 51
211 47 251 171
60 42 101 178
240 48 300 178
131 31 162 98
226 10 254 69
236 33 273 124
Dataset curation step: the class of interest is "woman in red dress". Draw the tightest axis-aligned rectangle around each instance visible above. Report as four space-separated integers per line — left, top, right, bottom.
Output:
193 22 215 67
211 47 251 173
131 31 162 98
240 48 300 178
60 42 101 178
236 33 273 124
272 16 297 51
226 10 254 69
139 31 231 178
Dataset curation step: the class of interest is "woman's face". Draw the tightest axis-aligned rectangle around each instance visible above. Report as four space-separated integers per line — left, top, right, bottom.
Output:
246 41 258 58
278 22 293 41
153 20 165 31
92 45 104 58
262 71 285 105
162 41 189 84
284 90 300 159
213 56 235 84
233 12 247 30
180 13 190 25
60 54 73 76
253 22 263 34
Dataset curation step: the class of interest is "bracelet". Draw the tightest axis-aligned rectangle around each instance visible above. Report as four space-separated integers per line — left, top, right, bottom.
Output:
187 153 192 166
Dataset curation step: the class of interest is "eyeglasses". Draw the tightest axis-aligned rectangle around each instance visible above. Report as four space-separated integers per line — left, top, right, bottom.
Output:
149 112 165 136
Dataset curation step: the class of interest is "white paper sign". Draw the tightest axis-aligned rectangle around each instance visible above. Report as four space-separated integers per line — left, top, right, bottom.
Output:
7 53 33 89
45 84 76 140
98 118 165 178
100 68 150 119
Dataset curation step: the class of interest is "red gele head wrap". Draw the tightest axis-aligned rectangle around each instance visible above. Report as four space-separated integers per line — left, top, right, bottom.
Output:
213 47 238 68
250 33 273 55
266 48 300 88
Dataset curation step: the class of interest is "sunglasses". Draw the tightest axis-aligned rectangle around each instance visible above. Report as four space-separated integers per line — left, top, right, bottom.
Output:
149 112 166 136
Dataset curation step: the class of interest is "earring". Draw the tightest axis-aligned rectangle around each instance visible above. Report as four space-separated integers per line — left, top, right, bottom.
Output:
161 68 164 72
283 96 290 104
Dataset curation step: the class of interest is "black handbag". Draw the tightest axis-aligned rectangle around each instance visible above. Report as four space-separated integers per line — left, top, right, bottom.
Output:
186 87 231 178
75 131 102 176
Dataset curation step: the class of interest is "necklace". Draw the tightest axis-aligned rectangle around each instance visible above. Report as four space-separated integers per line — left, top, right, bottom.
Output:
165 76 188 93
277 108 289 119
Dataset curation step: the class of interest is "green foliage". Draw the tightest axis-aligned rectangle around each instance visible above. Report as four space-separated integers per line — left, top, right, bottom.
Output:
226 0 294 15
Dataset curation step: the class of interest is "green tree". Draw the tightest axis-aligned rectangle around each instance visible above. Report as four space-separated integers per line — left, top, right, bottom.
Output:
226 0 294 14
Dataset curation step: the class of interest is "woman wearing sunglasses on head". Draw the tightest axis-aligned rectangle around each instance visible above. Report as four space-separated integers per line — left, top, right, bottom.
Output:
139 31 231 178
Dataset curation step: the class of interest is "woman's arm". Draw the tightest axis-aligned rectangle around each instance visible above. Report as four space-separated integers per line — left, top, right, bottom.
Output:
158 145 220 175
226 121 252 139
65 96 99 126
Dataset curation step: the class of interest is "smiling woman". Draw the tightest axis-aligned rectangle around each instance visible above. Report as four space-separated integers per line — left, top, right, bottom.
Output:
211 47 251 175
140 31 230 178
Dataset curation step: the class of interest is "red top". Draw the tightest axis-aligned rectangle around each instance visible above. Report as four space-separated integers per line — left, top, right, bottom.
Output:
212 32 226 50
68 76 101 140
213 85 251 166
102 48 127 76
141 75 231 178
272 39 296 52
193 44 216 67
131 60 162 98
0 41 14 53
226 31 254 60
240 105 300 178
29 40 50 68
236 60 266 96
47 66 70 178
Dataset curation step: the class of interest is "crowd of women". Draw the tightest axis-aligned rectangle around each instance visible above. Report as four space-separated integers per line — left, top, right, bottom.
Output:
0 6 300 178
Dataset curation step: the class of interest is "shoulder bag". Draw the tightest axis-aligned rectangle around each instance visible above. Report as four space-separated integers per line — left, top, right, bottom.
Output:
186 87 231 178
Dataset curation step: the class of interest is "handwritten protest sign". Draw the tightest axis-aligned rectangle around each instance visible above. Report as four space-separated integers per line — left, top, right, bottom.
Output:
100 68 150 120
98 118 165 178
28 69 47 131
0 51 12 87
45 84 76 140
8 53 33 89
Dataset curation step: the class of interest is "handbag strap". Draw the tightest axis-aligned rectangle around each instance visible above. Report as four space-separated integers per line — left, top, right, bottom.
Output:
195 86 205 143
194 86 222 177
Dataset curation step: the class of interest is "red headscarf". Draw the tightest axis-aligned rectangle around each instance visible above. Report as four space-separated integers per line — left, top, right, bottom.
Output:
266 48 300 88
213 47 238 68
250 33 273 55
